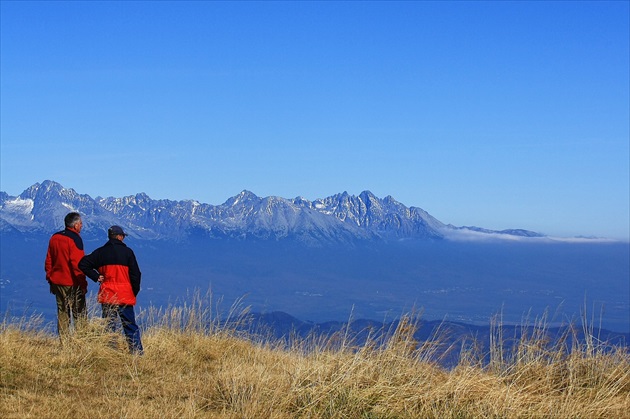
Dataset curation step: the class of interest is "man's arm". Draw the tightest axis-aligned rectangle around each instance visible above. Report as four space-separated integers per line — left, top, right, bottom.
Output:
45 244 52 281
44 241 54 293
78 251 101 283
128 251 142 296
68 240 86 280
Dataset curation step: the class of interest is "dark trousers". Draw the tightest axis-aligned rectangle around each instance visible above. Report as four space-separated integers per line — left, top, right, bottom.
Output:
51 284 86 337
102 304 144 354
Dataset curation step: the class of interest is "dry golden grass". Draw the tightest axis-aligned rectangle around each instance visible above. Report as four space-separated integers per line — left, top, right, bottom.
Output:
1 308 628 419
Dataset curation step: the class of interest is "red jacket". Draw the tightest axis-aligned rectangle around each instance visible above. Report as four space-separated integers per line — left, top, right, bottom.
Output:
97 264 137 305
79 238 141 306
45 228 87 290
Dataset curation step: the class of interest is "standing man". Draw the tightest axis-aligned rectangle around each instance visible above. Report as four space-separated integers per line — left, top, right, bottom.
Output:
45 211 88 338
79 225 143 354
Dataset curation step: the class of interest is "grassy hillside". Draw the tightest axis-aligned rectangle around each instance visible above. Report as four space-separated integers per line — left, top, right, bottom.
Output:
1 305 628 419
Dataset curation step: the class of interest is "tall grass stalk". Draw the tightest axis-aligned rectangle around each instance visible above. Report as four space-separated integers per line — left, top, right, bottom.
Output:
1 298 628 418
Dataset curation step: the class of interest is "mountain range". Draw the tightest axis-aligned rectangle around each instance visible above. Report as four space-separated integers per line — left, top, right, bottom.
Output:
0 180 543 243
1 180 628 335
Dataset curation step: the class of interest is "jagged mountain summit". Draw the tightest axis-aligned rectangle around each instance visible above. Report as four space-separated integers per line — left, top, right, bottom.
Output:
0 180 543 243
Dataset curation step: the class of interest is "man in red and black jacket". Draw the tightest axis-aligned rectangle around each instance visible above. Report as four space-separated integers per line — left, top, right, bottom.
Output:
45 212 87 338
79 225 143 354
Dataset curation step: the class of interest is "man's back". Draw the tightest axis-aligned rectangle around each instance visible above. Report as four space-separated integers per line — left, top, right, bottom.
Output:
45 229 86 288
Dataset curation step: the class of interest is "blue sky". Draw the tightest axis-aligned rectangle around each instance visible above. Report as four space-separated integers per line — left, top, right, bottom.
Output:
1 1 628 240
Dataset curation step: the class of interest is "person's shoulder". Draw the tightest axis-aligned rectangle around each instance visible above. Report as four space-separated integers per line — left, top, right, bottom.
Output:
62 229 84 250
49 229 83 248
47 231 64 246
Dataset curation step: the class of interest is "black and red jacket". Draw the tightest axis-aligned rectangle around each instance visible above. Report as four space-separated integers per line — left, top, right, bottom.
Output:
45 228 87 290
79 238 141 306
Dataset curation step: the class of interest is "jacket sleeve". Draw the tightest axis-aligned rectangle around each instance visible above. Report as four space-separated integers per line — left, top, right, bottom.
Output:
79 251 101 283
45 241 53 281
68 239 86 281
128 250 142 296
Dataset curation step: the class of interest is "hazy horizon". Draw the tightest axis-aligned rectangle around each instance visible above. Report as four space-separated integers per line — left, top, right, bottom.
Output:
1 1 628 240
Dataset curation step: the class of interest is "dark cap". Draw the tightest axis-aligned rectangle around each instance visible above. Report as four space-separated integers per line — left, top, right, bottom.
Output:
108 225 128 237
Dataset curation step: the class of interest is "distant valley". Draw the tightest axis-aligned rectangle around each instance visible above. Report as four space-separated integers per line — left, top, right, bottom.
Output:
1 180 628 335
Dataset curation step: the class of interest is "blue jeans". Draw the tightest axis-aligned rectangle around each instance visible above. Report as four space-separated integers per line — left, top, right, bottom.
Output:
102 304 143 354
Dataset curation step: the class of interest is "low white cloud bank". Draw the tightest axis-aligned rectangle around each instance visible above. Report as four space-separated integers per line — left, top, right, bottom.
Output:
441 227 621 244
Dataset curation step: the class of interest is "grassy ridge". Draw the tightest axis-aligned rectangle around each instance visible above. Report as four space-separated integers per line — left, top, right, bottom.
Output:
1 306 629 419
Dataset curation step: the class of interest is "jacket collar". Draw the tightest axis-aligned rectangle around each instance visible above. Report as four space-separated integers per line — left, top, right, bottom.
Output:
107 238 127 247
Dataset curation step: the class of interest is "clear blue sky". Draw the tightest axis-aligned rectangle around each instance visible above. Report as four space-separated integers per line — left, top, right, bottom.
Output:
1 1 628 240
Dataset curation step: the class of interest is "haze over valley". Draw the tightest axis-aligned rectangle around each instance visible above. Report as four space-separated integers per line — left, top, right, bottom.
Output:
1 181 628 335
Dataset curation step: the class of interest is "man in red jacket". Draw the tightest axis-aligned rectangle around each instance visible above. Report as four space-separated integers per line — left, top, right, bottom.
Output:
45 212 88 338
79 225 143 354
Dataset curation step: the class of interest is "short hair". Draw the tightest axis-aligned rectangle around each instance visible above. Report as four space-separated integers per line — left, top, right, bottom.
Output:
64 212 82 228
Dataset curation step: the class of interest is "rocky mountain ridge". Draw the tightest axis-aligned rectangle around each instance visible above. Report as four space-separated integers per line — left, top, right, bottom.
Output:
0 180 542 243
